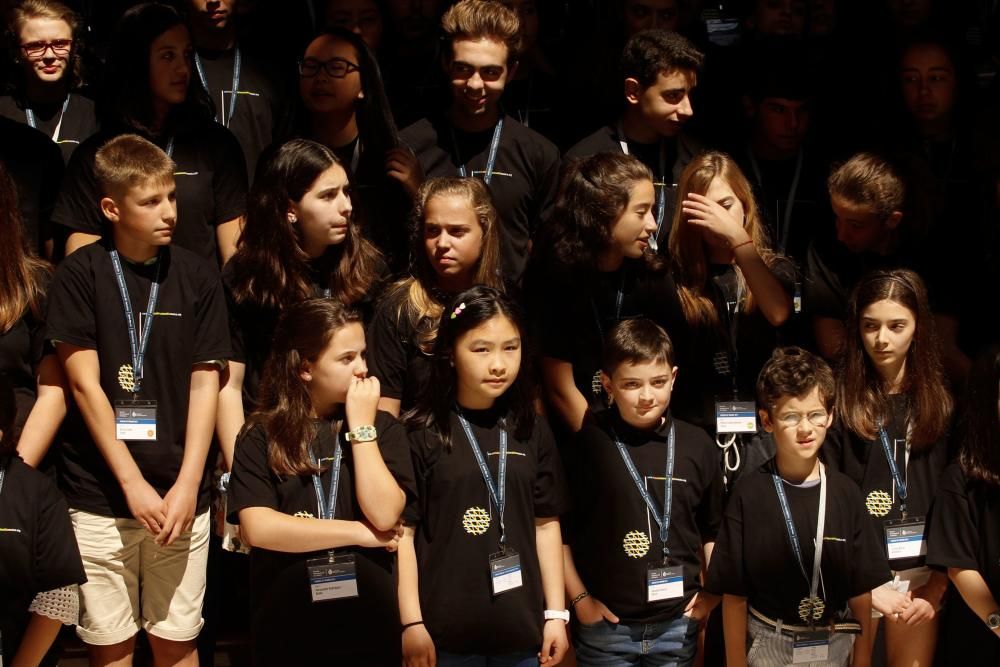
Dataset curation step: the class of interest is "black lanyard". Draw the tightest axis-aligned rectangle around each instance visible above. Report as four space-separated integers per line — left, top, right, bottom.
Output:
877 424 908 516
612 422 676 563
458 411 508 547
110 250 162 395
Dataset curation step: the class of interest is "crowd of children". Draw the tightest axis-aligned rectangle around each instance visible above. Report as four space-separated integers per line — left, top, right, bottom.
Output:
0 1 999 666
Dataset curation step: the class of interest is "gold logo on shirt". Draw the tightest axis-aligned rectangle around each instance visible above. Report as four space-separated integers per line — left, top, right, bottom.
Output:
866 490 892 517
623 530 650 558
294 511 314 519
462 507 491 535
118 364 135 392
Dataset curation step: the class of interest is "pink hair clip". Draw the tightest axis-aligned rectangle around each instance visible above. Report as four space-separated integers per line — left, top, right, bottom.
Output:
451 302 467 319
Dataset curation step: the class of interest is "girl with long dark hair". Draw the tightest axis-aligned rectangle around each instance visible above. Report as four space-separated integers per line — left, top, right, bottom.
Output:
53 1 247 265
928 345 1000 666
532 152 686 434
293 25 418 272
366 176 503 417
398 285 570 666
827 268 953 667
0 0 98 162
228 298 413 665
219 138 385 469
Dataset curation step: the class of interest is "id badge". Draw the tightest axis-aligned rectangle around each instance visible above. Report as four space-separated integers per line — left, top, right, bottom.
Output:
792 630 830 664
793 282 802 314
647 565 684 602
114 400 157 441
307 552 358 602
884 518 927 561
489 548 522 596
715 401 757 434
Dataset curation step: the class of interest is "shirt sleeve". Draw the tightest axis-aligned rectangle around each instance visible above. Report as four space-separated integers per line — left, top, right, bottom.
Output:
561 426 597 545
532 416 571 518
376 411 418 507
704 482 748 596
51 139 104 235
531 139 561 237
804 239 845 320
192 262 232 364
210 127 249 225
696 439 725 543
228 424 279 522
927 463 979 570
401 428 431 525
44 254 96 350
33 473 87 592
365 296 411 400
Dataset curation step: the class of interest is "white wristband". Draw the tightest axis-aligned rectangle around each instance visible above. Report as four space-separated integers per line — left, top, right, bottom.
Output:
544 609 570 623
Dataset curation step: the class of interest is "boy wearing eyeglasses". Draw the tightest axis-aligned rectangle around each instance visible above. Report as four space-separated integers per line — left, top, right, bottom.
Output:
399 0 560 286
705 347 888 667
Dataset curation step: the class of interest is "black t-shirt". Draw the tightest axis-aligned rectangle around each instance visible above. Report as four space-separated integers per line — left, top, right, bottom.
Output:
0 455 86 661
227 411 416 664
404 406 571 654
565 124 702 248
400 114 561 284
565 412 723 624
0 93 99 164
194 45 283 182
705 460 890 623
671 261 796 432
0 116 64 255
824 396 948 571
364 283 437 411
45 242 231 517
927 463 1000 666
537 260 690 413
52 124 248 265
0 270 50 435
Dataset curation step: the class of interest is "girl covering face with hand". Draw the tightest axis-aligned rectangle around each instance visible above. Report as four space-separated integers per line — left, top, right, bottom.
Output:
228 298 414 666
398 285 571 667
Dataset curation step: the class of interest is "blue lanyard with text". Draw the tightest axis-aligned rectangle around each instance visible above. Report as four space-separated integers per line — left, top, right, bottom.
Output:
877 424 908 516
311 438 344 521
453 118 504 185
25 95 70 143
613 421 676 563
771 463 827 602
194 46 241 127
458 411 508 546
109 250 162 394
618 123 668 238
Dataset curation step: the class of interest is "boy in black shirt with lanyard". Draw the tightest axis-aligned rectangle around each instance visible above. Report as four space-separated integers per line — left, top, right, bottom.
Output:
565 29 703 252
399 0 561 285
563 318 722 666
46 134 230 666
707 348 888 666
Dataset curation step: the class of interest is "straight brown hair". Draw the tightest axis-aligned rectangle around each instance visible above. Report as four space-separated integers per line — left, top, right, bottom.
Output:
0 162 49 332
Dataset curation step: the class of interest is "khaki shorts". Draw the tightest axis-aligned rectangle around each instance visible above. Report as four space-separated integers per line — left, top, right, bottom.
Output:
70 509 210 645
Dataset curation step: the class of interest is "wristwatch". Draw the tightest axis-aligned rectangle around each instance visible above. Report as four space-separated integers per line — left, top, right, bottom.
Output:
987 611 1000 630
346 425 377 443
544 609 570 624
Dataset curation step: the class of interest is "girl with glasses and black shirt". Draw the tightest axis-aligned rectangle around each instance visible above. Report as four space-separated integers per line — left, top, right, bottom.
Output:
825 269 953 667
0 0 98 164
398 285 571 667
227 298 414 665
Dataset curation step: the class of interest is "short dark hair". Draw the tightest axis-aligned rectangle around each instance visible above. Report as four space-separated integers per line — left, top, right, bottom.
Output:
757 346 835 413
602 318 675 374
621 29 703 87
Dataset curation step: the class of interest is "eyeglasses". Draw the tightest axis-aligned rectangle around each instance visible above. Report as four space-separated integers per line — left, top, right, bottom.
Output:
21 39 73 58
776 411 830 428
298 57 359 78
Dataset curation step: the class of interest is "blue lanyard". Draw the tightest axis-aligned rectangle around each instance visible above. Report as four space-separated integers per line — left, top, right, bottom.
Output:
618 122 668 240
109 250 162 395
591 272 626 339
612 422 675 563
771 463 827 601
453 118 504 185
458 411 508 546
877 425 908 515
25 95 70 142
165 137 174 158
311 438 344 521
194 46 241 128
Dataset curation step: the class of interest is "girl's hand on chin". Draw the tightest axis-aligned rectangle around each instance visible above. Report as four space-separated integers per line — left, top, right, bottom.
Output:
346 376 380 430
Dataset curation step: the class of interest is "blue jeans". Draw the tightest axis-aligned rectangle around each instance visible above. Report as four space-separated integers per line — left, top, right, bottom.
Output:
437 651 538 667
573 615 699 667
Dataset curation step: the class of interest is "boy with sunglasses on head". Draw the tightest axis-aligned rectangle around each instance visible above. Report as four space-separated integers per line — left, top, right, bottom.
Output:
705 347 888 666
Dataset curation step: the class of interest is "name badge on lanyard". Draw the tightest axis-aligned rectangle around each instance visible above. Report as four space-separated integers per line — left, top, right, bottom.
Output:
307 552 358 601
647 565 684 602
884 518 927 561
792 629 831 663
715 401 757 434
489 548 523 595
114 400 158 441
